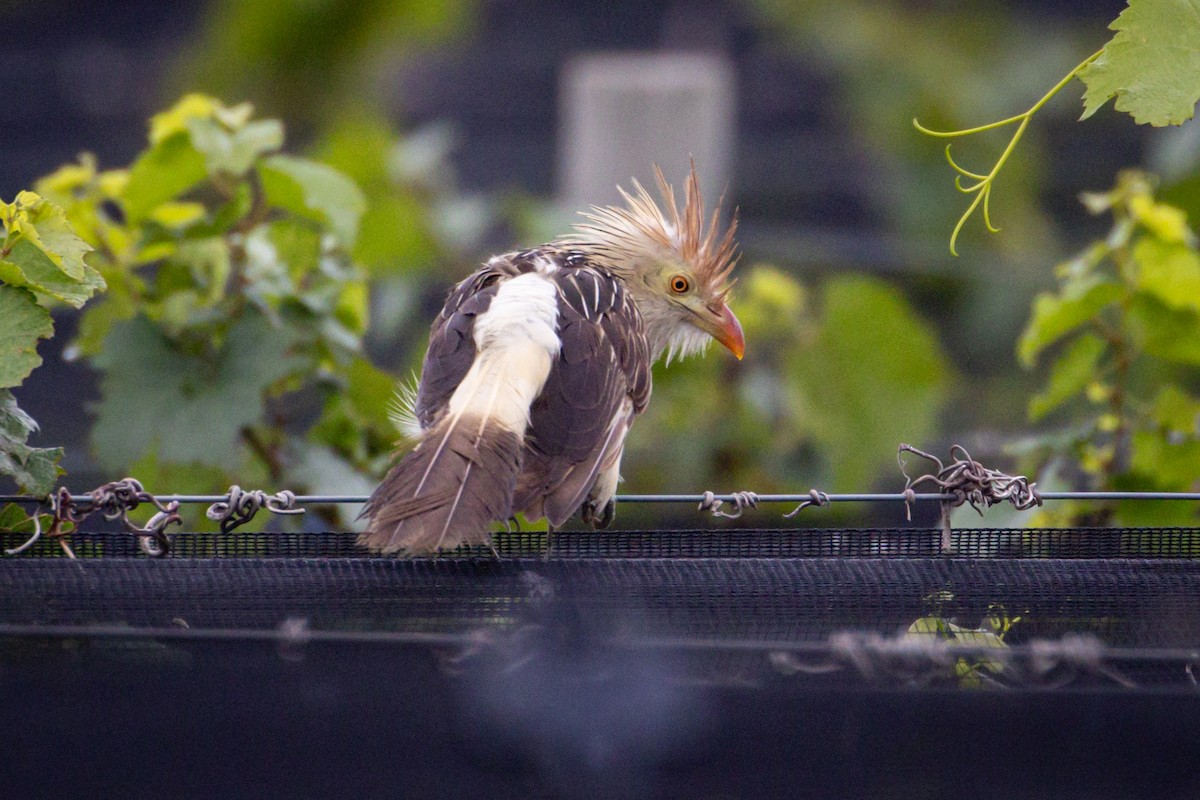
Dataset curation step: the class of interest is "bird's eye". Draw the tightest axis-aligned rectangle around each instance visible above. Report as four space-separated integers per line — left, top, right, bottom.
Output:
669 274 690 294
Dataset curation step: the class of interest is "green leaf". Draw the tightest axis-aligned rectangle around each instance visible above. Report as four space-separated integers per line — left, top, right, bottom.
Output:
1126 294 1200 364
0 238 106 307
2 191 92 281
1017 276 1123 367
188 116 283 177
792 276 950 491
91 312 305 470
1132 237 1200 311
1129 429 1200 488
1150 385 1200 433
1029 333 1106 421
149 94 225 144
1079 0 1200 126
0 285 54 387
260 154 366 248
122 133 208 224
0 389 63 494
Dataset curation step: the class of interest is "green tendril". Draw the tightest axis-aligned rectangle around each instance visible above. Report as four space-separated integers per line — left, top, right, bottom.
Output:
914 49 1104 256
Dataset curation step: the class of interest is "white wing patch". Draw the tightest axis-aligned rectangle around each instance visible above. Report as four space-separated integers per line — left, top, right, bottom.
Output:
447 272 562 436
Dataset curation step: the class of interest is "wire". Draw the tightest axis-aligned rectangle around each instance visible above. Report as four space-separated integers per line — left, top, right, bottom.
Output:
5 490 1200 506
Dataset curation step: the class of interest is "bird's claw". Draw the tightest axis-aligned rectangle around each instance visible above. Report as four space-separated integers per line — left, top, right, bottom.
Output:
581 497 616 529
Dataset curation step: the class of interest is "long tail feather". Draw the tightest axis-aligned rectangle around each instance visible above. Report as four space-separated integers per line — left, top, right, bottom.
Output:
357 414 522 554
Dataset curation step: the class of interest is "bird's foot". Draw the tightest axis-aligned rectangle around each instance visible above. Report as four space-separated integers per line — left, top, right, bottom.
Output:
580 497 616 529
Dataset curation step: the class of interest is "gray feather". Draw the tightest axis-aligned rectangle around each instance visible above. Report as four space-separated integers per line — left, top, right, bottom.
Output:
358 416 522 554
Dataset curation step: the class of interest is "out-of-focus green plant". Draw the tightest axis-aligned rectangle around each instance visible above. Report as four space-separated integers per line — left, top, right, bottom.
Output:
622 266 953 509
1016 171 1200 525
0 190 104 531
34 94 404 525
915 0 1200 254
175 0 473 129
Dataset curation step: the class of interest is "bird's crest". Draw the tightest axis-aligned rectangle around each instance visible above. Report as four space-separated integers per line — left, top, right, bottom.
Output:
569 162 739 299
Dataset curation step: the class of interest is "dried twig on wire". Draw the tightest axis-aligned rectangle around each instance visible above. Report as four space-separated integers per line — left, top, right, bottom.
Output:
784 489 831 518
5 479 184 558
898 444 1042 550
698 490 759 519
206 485 305 533
83 478 183 556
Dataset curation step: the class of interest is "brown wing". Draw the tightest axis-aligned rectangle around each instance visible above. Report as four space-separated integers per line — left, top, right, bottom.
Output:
412 263 516 430
513 262 651 525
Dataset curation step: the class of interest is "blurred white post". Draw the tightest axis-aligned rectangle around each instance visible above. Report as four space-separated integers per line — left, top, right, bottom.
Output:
559 52 735 209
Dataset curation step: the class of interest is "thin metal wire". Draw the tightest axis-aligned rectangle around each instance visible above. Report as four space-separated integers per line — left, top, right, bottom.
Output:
4 491 1200 506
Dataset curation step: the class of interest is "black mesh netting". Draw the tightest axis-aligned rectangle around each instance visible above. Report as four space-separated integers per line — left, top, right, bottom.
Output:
4 528 1200 654
5 526 1200 799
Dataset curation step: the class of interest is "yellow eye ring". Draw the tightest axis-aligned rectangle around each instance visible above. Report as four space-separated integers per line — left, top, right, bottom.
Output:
669 274 690 294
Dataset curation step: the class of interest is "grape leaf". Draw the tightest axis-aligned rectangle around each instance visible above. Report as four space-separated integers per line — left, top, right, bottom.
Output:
1132 237 1200 311
260 155 366 249
1029 333 1107 421
1079 0 1200 126
0 238 106 308
0 285 54 388
122 132 208 224
1126 294 1200 364
2 191 92 281
91 312 305 470
1017 277 1123 367
0 389 63 494
188 117 284 177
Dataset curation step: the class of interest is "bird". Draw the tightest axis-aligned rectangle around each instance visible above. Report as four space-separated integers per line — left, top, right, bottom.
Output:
358 163 744 554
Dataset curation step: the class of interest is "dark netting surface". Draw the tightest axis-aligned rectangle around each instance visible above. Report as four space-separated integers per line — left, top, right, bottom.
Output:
4 528 1199 655
7 526 1200 559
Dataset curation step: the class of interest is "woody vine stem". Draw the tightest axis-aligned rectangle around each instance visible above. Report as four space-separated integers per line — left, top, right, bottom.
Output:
913 49 1104 256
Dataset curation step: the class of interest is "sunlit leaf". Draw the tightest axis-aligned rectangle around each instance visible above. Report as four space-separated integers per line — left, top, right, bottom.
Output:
122 133 208 223
1079 0 1200 126
2 191 92 281
1132 237 1200 311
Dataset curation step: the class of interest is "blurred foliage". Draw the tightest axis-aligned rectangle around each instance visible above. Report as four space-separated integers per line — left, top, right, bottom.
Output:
9 0 1200 540
905 593 1020 689
753 0 1088 251
174 0 474 131
1016 171 1200 525
623 266 953 499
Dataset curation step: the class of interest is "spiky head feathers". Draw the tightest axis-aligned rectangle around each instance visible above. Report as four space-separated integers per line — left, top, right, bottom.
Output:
563 164 744 362
568 164 738 300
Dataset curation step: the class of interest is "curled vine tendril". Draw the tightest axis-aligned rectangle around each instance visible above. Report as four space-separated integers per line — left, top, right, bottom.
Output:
205 486 305 533
913 49 1103 256
699 490 760 519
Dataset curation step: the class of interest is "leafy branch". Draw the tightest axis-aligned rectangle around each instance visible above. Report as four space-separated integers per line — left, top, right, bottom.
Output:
916 0 1200 254
913 50 1102 256
1015 171 1200 527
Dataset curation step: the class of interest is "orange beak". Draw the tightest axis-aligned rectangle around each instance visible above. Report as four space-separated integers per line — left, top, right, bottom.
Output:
712 303 745 360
